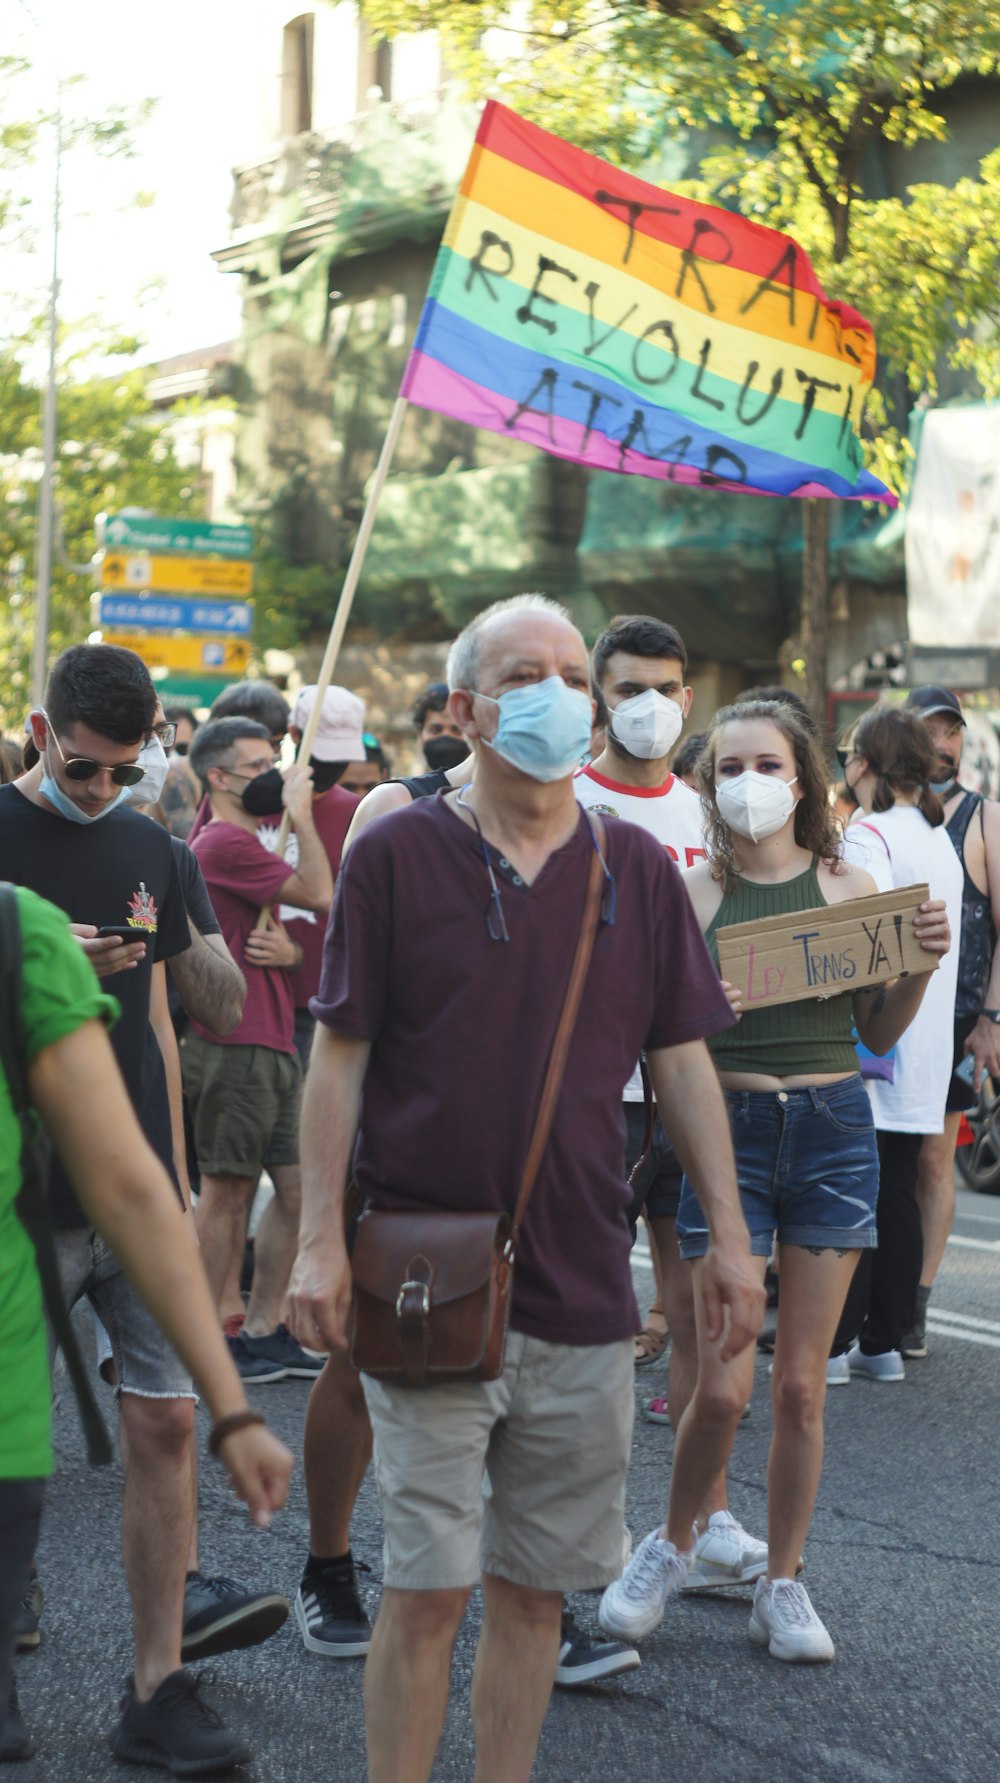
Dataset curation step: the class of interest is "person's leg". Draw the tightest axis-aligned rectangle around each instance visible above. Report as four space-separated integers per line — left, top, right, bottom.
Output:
305 1352 373 1554
916 1114 962 1289
119 1391 196 1698
364 1586 471 1783
0 1479 44 1759
471 1575 562 1783
194 1172 255 1310
767 1247 860 1578
244 1166 301 1336
649 1216 700 1428
663 1255 765 1549
860 1131 924 1356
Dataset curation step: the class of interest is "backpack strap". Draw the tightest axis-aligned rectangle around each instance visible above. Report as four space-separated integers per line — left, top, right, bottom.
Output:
0 885 112 1467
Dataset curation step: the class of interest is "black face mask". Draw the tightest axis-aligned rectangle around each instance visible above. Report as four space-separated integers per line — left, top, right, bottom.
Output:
241 767 286 817
423 735 469 773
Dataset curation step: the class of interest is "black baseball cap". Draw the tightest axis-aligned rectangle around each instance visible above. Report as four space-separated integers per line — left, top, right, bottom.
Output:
905 685 966 726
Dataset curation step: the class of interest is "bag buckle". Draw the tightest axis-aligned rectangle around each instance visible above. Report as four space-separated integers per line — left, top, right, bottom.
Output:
396 1280 431 1320
502 1238 515 1267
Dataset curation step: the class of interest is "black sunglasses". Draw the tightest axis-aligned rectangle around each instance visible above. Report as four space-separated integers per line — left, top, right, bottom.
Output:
836 747 852 773
47 724 144 786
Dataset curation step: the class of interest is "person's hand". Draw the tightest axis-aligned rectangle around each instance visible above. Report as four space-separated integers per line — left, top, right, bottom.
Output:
285 1235 352 1355
214 1423 293 1529
721 979 743 1019
244 920 302 971
281 762 315 823
913 899 951 957
70 923 147 977
965 1016 1000 1096
699 1236 765 1363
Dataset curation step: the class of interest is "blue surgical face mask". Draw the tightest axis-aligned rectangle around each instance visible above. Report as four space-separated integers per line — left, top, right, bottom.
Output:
478 676 592 784
38 737 133 825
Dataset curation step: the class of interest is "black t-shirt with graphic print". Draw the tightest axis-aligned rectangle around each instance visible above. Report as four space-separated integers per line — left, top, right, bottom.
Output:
0 784 190 1226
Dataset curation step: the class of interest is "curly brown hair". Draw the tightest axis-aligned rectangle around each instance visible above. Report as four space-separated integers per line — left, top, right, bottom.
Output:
850 703 944 828
697 700 843 883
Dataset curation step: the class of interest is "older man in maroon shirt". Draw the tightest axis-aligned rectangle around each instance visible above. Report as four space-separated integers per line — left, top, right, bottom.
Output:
288 595 762 1783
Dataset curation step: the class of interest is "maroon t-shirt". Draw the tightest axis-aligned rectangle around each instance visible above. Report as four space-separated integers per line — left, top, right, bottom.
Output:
312 794 733 1345
275 785 358 1009
190 820 297 1053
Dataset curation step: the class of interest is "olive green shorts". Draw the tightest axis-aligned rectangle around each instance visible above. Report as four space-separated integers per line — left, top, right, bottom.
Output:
181 1033 302 1177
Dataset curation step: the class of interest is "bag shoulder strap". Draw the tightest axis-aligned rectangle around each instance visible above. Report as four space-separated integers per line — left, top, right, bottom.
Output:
511 817 607 1239
0 884 112 1467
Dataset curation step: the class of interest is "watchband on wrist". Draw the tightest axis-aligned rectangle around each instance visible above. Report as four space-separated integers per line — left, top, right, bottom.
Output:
979 1009 1000 1025
208 1408 266 1457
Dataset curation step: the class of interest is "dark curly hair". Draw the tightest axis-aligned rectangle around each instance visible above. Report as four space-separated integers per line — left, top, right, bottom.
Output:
698 700 843 884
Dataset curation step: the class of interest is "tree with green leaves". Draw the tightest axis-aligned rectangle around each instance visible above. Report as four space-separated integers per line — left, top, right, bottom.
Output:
357 0 1000 712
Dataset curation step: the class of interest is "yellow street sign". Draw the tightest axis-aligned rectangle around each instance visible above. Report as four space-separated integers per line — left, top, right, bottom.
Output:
100 633 252 674
100 552 254 596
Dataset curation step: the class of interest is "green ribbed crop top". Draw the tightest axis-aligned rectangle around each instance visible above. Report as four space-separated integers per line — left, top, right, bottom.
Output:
705 859 860 1077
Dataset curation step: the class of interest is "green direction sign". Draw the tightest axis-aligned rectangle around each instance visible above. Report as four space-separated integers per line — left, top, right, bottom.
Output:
101 514 253 559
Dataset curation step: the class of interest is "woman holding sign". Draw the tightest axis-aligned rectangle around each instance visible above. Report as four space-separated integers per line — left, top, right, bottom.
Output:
600 700 949 1665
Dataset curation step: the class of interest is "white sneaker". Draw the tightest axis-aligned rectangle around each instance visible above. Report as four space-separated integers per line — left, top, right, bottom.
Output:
749 1577 835 1662
598 1529 688 1640
847 1343 905 1383
681 1511 768 1591
826 1353 850 1387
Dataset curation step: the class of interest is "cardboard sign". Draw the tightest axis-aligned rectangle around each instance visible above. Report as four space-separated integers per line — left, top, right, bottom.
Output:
716 883 935 1012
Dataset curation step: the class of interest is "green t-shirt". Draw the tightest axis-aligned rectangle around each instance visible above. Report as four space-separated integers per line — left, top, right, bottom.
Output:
0 886 118 1478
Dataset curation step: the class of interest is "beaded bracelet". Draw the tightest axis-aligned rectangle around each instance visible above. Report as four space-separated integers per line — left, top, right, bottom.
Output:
207 1408 266 1457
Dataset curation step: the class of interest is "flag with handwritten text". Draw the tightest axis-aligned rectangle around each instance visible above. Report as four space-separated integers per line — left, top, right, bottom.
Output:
401 102 895 505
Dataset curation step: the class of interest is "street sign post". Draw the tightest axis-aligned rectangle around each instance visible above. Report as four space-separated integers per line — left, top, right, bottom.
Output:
100 553 254 596
98 595 253 635
101 515 253 558
100 634 251 674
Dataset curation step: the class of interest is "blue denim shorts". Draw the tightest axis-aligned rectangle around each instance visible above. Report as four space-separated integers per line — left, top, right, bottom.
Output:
677 1075 879 1259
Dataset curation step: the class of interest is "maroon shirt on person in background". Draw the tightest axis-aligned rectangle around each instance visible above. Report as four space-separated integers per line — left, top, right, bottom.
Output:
264 784 358 1010
190 820 298 1054
312 794 734 1346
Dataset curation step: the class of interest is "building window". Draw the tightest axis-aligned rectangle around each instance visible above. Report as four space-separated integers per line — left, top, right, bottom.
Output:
356 22 393 109
282 14 314 136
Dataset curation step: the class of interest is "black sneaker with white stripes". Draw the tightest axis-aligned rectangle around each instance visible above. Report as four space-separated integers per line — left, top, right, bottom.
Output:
554 1609 640 1688
295 1557 372 1657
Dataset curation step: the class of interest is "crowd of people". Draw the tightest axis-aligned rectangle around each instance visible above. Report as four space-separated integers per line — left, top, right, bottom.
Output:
1 597 995 1780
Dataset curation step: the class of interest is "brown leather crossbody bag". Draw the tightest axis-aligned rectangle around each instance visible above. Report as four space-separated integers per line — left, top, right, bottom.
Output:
349 824 606 1388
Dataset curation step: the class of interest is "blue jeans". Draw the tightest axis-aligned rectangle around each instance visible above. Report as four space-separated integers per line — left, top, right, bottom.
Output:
677 1075 879 1258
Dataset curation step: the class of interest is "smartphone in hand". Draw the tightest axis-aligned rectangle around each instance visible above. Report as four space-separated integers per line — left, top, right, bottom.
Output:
97 925 146 945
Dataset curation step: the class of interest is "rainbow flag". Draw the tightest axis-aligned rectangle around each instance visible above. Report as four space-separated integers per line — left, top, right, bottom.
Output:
401 102 895 505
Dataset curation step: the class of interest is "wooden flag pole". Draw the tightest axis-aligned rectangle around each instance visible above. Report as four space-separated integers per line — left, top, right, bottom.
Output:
255 394 409 928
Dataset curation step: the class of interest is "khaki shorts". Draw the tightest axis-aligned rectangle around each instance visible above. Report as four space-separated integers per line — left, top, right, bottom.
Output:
181 1033 302 1177
362 1331 634 1593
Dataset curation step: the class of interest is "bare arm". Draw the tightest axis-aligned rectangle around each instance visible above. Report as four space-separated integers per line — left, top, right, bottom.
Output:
342 782 412 856
169 921 247 1038
149 960 191 1209
965 800 1000 1089
150 760 202 840
285 1024 371 1354
29 1022 292 1524
646 1039 763 1362
273 766 334 912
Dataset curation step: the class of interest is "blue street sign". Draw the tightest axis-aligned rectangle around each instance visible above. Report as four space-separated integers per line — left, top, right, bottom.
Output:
99 595 253 636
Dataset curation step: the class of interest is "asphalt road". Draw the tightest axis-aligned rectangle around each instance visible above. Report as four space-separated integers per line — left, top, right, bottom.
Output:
16 1182 1000 1783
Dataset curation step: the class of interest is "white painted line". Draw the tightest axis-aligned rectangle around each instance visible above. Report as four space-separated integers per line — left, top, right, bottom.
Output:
927 1307 1000 1336
926 1322 1000 1351
953 1207 1000 1225
946 1234 1000 1253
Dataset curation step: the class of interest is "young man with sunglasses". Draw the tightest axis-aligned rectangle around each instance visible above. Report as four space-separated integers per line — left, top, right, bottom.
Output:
0 645 261 1769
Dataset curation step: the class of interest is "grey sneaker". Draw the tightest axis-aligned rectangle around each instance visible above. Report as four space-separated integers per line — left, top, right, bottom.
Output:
109 1669 251 1774
848 1343 905 1383
826 1353 850 1387
181 1571 289 1662
749 1577 834 1662
598 1529 688 1640
554 1610 640 1688
15 1571 43 1652
682 1511 767 1591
